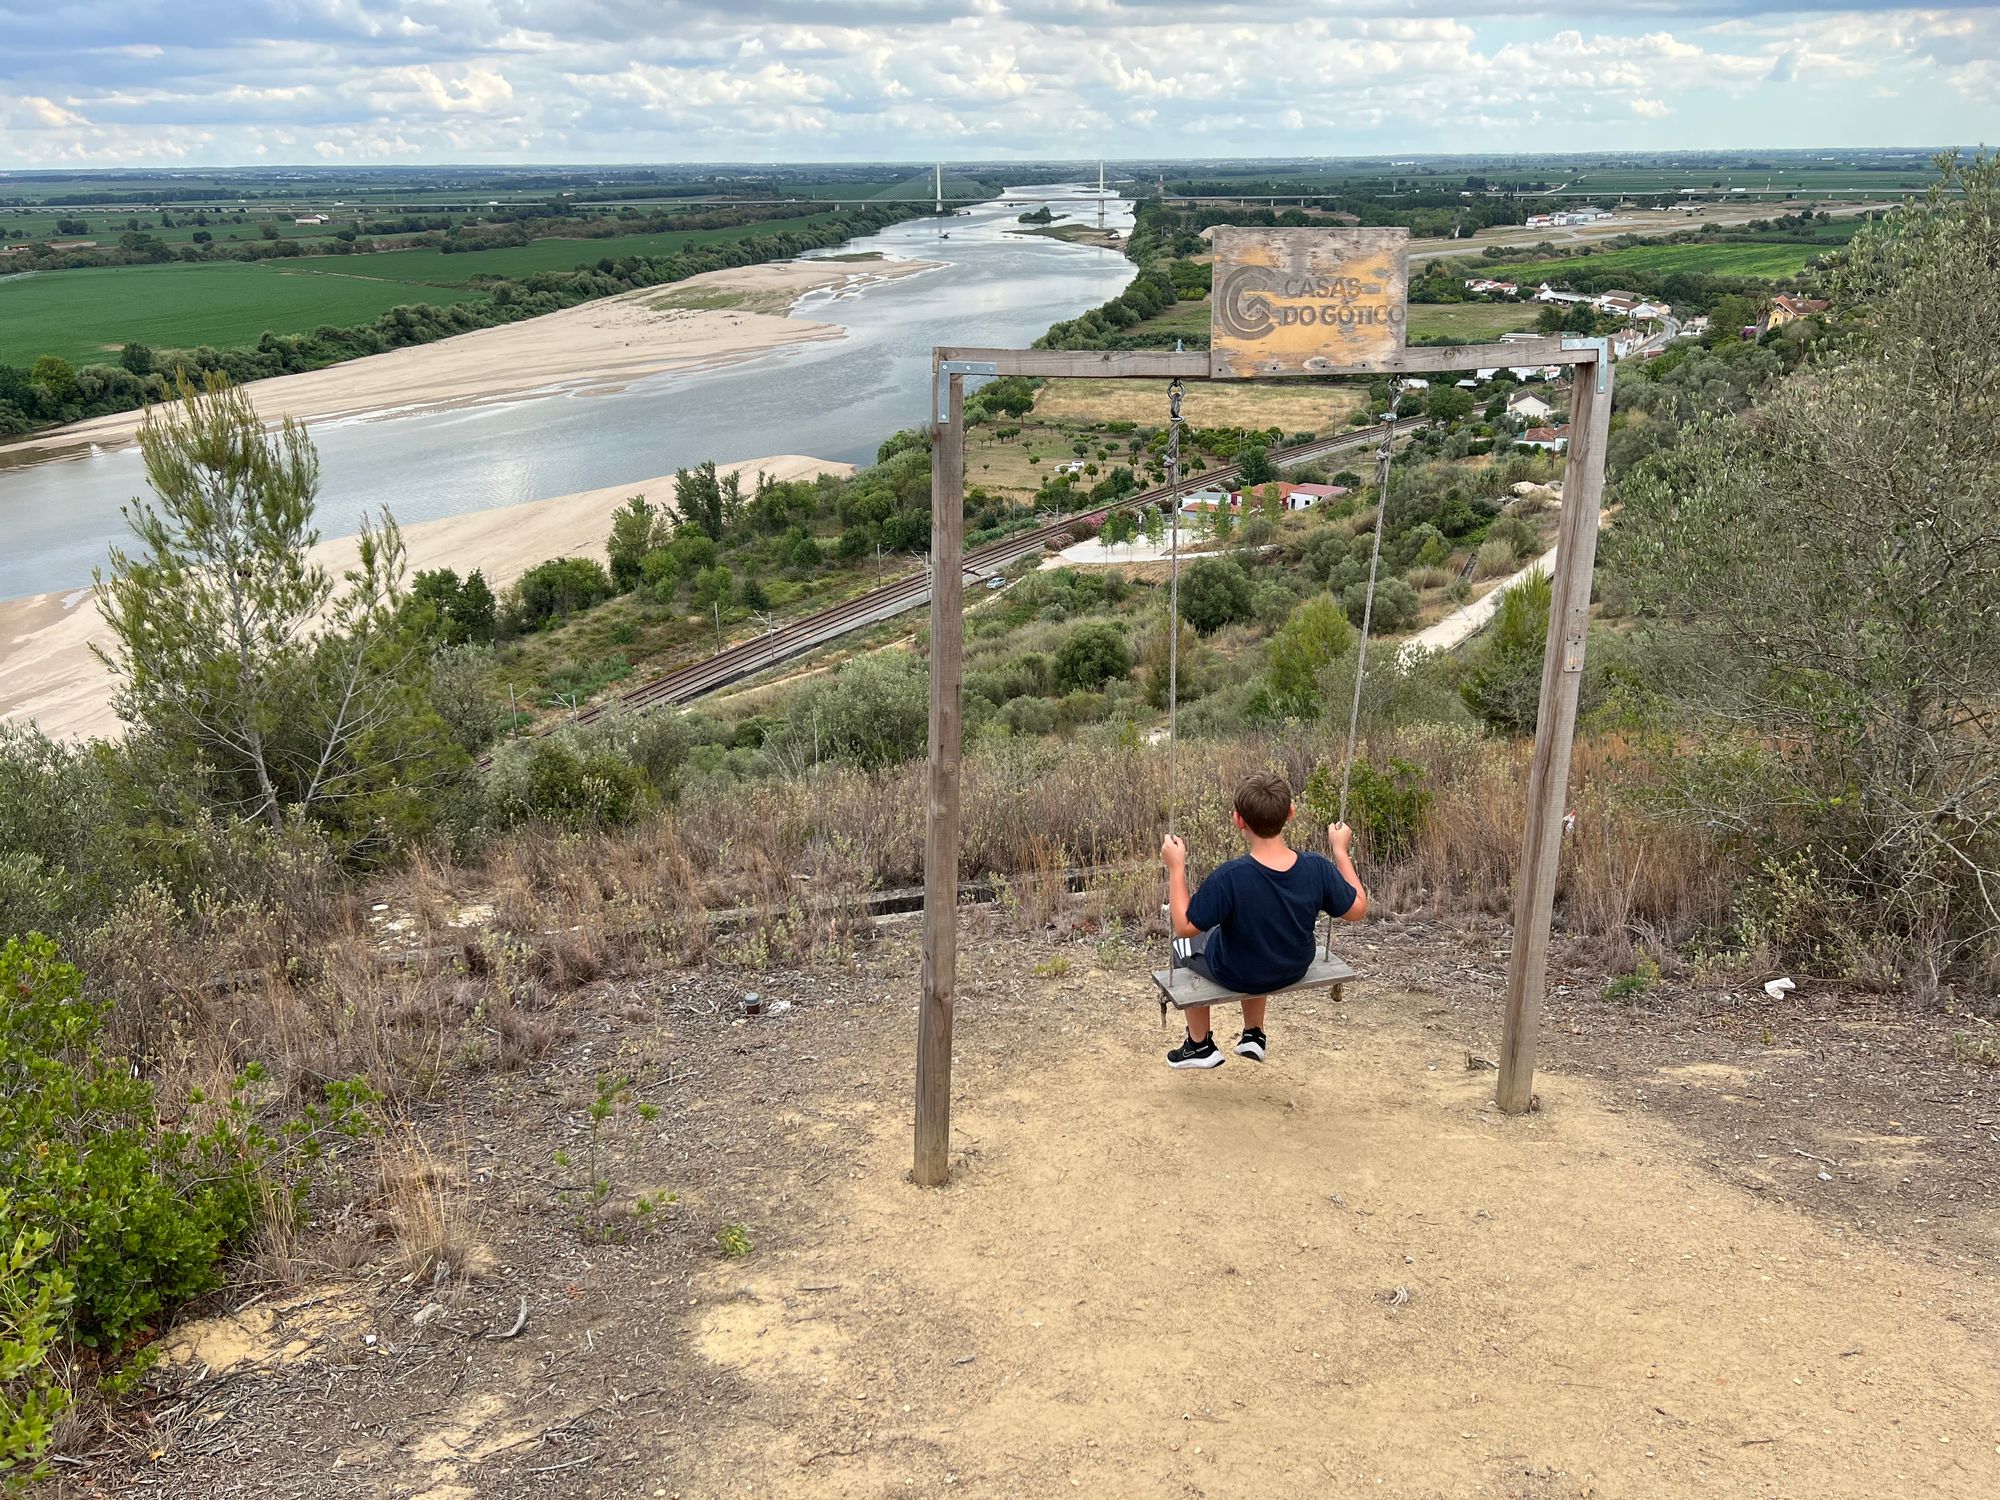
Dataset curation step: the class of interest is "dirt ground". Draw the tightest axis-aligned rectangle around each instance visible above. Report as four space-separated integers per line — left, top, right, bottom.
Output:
57 918 1999 1499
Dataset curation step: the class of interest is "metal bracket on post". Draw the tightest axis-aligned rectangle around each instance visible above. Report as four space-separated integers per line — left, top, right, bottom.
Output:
934 359 997 422
1560 336 1612 393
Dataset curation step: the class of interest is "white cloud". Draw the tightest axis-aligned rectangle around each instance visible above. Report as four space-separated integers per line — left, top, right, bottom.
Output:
0 3 1996 164
24 96 89 128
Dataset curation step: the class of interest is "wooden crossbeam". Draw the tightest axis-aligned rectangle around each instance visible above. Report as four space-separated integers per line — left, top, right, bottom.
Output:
933 337 1586 381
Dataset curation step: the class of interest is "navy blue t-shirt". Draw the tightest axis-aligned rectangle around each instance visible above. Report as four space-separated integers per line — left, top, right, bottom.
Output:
1187 851 1357 995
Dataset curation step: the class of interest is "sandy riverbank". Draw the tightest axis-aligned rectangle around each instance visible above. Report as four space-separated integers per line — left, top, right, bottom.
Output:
0 453 853 742
3 254 938 457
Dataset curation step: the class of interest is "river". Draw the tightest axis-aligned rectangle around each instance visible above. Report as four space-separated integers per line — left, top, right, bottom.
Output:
0 184 1134 601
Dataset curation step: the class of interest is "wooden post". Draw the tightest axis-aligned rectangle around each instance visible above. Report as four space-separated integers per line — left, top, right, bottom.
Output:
1496 345 1615 1115
914 368 965 1185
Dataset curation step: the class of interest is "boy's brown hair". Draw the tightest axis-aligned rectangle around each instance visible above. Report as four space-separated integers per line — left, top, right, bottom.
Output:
1234 771 1293 839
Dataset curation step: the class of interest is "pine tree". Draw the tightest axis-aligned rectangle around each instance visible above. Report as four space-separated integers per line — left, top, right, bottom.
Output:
94 374 461 848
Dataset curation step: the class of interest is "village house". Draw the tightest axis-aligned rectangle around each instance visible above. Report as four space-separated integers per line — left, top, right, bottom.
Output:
1463 277 1519 297
1228 481 1349 512
1506 390 1556 423
47 239 96 250
294 213 331 225
1518 424 1571 453
1762 294 1829 332
1177 485 1235 514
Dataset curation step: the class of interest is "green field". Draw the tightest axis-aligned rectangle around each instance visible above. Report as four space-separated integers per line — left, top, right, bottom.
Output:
1407 301 1543 339
0 261 490 365
0 209 346 247
1483 240 1835 285
0 211 866 364
277 213 853 284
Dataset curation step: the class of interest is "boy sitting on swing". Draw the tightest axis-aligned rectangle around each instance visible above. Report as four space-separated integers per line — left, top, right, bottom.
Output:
1160 770 1367 1069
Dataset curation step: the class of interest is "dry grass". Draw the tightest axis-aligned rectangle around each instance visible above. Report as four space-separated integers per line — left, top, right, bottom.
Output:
1474 538 1522 579
72 731 1733 1151
374 1123 476 1284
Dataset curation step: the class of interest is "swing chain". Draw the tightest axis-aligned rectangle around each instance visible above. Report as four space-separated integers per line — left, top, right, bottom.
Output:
1336 386 1403 830
1162 376 1187 1022
1164 376 1185 840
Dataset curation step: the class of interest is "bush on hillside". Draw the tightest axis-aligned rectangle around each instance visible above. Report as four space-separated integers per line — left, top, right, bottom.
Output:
505 557 615 632
485 736 651 829
428 643 509 754
0 725 125 944
1267 595 1354 713
1053 623 1132 693
1178 557 1255 634
1458 570 1551 734
0 936 367 1344
1342 576 1420 633
771 653 929 771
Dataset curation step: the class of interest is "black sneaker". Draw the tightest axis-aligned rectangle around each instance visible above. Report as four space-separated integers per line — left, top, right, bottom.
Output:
1167 1032 1224 1070
1235 1027 1267 1062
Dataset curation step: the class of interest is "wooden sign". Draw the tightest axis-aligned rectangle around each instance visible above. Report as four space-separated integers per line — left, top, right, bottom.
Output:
1208 227 1410 378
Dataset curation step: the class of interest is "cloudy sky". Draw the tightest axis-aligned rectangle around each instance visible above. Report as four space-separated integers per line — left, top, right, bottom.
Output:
1 2 1993 167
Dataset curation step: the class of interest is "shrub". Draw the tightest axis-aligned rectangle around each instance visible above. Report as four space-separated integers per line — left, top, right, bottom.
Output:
1342 576 1420 633
508 557 614 631
1053 622 1132 693
0 935 368 1359
998 695 1056 736
486 737 651 828
1487 515 1540 559
774 653 928 770
1473 538 1521 579
1267 596 1354 712
0 725 125 942
428 643 506 754
0 1203 71 1488
1178 557 1255 634
1459 570 1551 734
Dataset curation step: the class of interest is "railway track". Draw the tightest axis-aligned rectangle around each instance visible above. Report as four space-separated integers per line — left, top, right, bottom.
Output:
538 422 1397 736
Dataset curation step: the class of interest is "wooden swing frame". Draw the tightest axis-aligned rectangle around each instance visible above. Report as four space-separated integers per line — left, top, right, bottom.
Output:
914 326 1615 1188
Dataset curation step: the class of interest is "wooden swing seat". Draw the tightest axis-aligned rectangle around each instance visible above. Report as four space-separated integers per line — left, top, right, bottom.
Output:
1150 952 1358 1011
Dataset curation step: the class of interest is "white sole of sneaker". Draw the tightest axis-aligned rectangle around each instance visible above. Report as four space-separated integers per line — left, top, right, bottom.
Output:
1168 1052 1225 1070
1235 1042 1266 1061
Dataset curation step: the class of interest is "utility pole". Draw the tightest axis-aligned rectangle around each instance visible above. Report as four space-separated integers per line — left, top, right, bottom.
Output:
712 600 722 655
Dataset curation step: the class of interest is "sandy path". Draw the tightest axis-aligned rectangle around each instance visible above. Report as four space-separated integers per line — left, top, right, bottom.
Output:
0 453 852 742
2 255 938 456
673 950 2000 1499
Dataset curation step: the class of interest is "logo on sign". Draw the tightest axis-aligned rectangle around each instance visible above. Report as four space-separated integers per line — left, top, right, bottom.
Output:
1213 264 1407 340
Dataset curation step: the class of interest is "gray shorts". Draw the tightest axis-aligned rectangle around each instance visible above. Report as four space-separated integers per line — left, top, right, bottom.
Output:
1172 929 1218 984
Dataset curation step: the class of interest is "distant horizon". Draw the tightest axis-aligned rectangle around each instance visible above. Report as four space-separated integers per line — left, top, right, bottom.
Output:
0 147 1966 178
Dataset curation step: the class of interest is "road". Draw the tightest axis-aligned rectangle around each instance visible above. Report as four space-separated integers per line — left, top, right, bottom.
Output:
553 423 1399 734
